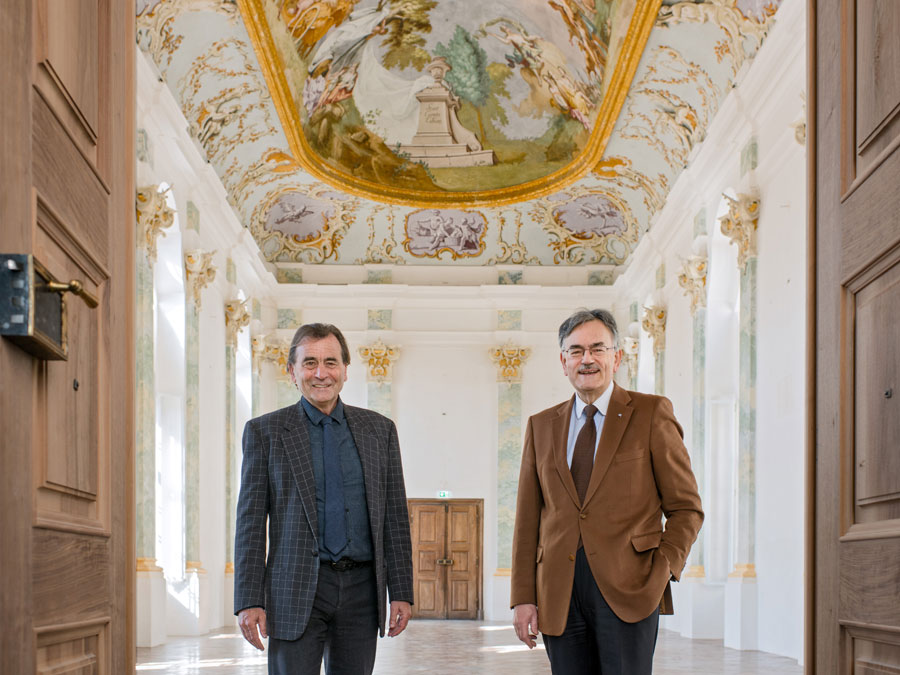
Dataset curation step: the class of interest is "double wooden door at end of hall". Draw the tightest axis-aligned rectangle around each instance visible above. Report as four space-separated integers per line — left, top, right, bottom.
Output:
409 499 482 620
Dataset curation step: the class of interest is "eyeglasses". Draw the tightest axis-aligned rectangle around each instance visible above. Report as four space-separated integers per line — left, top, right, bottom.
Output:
563 345 617 359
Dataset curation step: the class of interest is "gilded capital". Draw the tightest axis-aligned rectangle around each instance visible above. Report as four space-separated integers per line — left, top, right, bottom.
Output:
677 254 708 317
184 249 217 308
490 341 531 383
252 334 290 377
135 185 174 263
358 339 400 384
642 305 667 355
224 299 251 347
719 193 760 270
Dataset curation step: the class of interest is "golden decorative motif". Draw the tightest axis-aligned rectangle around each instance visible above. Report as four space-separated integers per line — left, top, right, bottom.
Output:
531 187 639 265
728 563 757 579
225 562 235 574
177 38 277 164
718 192 760 270
224 299 251 347
593 156 669 215
684 564 706 579
486 212 539 265
490 342 531 383
223 148 302 210
790 92 807 146
184 250 217 308
677 254 708 317
357 339 401 384
236 0 663 207
135 185 175 263
252 334 291 376
136 557 163 572
657 0 770 74
250 185 357 263
185 560 207 574
642 305 667 355
356 205 405 265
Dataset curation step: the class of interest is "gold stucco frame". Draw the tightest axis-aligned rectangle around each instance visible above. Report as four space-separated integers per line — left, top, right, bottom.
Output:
238 0 662 208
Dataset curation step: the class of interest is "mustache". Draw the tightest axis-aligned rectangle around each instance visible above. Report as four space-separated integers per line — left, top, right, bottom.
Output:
577 366 600 374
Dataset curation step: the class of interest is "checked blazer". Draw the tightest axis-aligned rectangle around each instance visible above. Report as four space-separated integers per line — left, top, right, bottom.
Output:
234 399 414 640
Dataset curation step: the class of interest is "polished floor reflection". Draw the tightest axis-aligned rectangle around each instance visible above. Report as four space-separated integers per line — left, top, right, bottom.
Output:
137 621 803 674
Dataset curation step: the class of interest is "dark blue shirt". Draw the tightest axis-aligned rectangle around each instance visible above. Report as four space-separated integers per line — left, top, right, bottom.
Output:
300 397 373 562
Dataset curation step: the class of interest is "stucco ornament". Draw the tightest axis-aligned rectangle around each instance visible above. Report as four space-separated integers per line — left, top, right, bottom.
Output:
677 254 708 317
642 305 667 355
357 339 401 384
224 299 251 347
251 334 290 377
719 192 760 270
620 334 640 385
135 185 175 263
184 250 217 308
489 341 531 383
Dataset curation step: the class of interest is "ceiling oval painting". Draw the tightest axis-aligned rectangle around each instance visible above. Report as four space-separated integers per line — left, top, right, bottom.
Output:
240 0 659 206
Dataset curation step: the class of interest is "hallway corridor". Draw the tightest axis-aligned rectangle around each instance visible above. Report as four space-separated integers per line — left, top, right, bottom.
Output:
137 621 803 674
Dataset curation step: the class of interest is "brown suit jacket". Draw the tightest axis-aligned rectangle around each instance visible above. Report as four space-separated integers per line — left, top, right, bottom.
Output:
510 384 703 634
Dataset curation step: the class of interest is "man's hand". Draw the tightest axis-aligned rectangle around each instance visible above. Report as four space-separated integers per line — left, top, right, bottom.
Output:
513 603 539 649
388 600 411 637
238 607 267 650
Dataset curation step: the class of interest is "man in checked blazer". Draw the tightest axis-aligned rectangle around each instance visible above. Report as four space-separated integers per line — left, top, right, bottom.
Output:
234 322 413 675
511 309 703 674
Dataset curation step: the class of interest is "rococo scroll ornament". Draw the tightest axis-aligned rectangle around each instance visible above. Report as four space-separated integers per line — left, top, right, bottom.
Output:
136 185 175 263
357 339 400 384
642 305 667 356
184 250 217 308
677 254 708 317
224 299 251 347
490 342 531 384
251 334 290 377
531 188 639 265
719 192 760 271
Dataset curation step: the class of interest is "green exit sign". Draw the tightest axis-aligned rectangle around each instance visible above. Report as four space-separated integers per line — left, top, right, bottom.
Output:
437 490 452 499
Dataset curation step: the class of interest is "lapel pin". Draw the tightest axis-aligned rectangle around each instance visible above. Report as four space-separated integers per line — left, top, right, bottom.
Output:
618 413 622 417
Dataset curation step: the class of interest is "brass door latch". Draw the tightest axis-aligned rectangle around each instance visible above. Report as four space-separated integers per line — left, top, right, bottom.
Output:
436 558 454 566
1 254 98 360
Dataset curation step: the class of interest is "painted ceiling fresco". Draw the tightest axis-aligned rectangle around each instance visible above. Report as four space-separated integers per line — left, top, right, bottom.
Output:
136 0 782 272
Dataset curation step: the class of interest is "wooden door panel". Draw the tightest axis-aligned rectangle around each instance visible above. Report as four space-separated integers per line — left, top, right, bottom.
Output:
33 0 100 160
32 92 110 266
446 502 479 620
815 0 900 669
410 503 445 619
854 1 900 169
852 258 900 524
409 500 482 620
36 623 107 675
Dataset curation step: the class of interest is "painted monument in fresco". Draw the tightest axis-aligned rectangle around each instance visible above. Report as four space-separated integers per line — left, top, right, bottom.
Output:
259 0 637 195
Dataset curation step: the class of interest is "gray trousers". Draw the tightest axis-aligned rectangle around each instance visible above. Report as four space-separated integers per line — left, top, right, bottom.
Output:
543 548 660 675
268 564 378 675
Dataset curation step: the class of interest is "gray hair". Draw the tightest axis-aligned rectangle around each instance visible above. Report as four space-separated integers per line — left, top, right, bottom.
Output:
558 309 619 349
288 323 351 366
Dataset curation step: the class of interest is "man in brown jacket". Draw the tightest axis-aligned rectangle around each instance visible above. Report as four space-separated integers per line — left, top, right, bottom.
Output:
511 309 703 674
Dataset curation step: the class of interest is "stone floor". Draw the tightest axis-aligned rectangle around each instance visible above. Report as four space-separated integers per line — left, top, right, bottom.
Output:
137 621 803 674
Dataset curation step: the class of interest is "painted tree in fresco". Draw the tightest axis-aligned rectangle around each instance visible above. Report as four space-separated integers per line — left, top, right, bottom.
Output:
381 0 438 71
434 25 492 146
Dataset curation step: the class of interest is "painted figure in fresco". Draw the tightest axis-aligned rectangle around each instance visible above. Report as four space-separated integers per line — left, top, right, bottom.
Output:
549 0 608 80
303 4 432 147
234 323 414 675
511 310 702 675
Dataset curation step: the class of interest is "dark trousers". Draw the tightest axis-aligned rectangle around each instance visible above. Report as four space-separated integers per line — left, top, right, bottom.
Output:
268 564 378 675
543 548 660 675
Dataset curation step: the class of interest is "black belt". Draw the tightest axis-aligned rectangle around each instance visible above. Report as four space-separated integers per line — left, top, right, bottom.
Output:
322 558 372 572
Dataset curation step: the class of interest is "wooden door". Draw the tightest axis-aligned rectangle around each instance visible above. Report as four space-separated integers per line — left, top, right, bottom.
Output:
0 2 134 673
811 0 900 671
409 499 482 620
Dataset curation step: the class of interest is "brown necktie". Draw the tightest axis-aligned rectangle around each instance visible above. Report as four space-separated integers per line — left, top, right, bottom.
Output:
570 404 598 505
